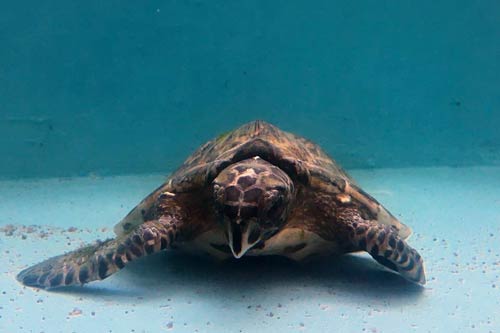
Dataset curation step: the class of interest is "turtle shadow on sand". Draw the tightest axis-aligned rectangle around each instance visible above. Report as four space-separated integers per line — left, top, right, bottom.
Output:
54 251 425 304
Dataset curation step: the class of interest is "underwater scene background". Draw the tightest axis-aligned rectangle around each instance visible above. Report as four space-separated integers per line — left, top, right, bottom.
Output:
1 1 499 332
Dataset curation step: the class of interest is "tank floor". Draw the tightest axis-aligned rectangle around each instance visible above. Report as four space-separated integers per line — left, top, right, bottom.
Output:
1 167 499 332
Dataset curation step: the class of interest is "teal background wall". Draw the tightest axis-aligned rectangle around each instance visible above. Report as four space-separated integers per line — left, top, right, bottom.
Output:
1 1 499 179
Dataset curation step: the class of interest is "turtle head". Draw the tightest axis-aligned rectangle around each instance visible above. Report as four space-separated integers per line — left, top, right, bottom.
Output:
212 157 294 258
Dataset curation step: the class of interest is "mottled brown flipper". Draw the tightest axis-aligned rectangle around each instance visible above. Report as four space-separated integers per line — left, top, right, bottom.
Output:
17 218 180 289
337 207 426 285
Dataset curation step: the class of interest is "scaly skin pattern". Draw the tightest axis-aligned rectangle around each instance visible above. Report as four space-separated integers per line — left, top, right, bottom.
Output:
16 218 180 289
281 186 426 284
335 207 425 284
212 157 295 223
17 193 188 290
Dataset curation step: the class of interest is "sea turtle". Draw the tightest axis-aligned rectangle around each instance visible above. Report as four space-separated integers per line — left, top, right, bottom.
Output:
17 120 425 289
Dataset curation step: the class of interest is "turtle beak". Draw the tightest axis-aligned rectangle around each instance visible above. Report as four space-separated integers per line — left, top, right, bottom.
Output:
225 219 261 259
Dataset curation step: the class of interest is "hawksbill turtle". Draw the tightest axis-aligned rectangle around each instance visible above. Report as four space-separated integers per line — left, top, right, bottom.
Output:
17 120 425 289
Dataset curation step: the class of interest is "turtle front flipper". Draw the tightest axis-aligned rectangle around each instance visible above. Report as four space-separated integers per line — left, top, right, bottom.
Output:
17 218 179 289
337 207 426 285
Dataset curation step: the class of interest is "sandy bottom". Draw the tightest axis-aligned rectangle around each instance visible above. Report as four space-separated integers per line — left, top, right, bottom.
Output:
1 167 499 332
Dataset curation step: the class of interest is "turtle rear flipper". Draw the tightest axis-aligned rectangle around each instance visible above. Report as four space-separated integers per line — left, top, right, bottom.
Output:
17 219 178 289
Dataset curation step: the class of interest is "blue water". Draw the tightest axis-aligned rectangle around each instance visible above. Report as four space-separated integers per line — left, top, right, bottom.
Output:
1 1 499 333
1 1 499 178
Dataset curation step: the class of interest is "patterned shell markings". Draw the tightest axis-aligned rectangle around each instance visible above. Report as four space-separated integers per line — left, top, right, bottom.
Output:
115 121 410 239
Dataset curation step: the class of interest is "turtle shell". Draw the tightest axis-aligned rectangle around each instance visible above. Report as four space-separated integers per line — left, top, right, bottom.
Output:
114 121 411 239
